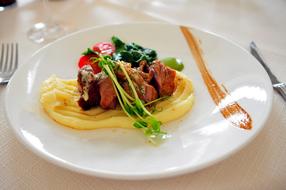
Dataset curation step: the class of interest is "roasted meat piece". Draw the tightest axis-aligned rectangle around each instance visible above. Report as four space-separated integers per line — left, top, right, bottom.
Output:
117 62 158 103
128 68 158 103
77 65 100 110
98 76 117 109
77 65 117 110
137 60 153 82
77 59 176 110
149 60 177 96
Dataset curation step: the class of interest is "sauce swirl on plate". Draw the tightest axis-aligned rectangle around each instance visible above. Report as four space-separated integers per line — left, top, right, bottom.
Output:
180 26 252 130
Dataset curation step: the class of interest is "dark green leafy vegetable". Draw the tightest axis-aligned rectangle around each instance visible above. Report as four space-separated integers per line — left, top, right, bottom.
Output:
82 48 98 56
111 36 125 52
111 36 158 67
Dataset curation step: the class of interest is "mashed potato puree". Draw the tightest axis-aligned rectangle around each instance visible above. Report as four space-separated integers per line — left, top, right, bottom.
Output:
40 72 194 130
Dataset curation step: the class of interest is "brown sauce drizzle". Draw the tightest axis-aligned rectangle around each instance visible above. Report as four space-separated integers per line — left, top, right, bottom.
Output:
180 26 252 130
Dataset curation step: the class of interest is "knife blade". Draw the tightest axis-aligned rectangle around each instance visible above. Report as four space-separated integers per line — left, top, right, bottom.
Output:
250 41 286 102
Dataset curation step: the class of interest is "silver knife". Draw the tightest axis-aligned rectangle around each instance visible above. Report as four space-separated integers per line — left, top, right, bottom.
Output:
250 41 286 102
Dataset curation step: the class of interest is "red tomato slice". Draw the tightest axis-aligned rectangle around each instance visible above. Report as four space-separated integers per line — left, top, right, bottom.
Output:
78 42 114 73
78 55 101 74
92 42 115 55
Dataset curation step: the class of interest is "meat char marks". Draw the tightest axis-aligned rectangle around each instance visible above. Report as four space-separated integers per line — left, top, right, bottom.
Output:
77 60 177 110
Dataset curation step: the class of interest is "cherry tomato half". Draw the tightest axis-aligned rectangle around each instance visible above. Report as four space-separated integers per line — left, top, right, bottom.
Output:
78 42 115 74
92 42 115 56
78 55 101 74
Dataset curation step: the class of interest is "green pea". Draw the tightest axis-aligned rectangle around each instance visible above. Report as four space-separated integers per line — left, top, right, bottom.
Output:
161 57 184 71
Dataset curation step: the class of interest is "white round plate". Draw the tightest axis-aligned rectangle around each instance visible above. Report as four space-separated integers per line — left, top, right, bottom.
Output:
5 23 273 180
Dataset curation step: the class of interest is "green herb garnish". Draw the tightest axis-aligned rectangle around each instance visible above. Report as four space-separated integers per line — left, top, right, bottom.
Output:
97 55 168 144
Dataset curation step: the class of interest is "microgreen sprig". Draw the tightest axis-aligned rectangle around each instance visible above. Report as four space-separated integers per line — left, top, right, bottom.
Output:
97 55 168 144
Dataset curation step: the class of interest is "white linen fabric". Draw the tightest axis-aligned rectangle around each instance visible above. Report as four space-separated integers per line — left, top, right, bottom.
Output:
1 0 285 189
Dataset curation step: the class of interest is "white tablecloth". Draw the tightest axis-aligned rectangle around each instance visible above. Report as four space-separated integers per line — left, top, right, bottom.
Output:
1 0 286 189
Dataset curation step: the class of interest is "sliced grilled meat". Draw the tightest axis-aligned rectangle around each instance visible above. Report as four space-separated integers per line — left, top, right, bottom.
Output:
115 62 158 103
137 60 153 82
98 76 117 109
127 67 158 103
115 62 131 80
136 82 158 103
149 60 177 96
77 65 117 110
77 65 100 110
77 60 176 110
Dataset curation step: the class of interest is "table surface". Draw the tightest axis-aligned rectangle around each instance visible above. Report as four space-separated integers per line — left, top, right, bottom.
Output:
1 0 286 189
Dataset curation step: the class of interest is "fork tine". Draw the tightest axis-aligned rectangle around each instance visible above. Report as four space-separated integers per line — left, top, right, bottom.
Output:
3 43 10 72
0 43 18 74
8 43 18 73
0 43 18 85
8 43 14 72
0 44 4 71
15 43 18 71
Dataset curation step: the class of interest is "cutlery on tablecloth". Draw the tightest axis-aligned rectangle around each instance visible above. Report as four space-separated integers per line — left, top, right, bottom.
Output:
0 43 18 85
250 41 286 102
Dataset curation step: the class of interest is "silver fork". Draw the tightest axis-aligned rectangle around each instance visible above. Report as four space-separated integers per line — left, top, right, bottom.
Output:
250 41 286 102
0 43 18 85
